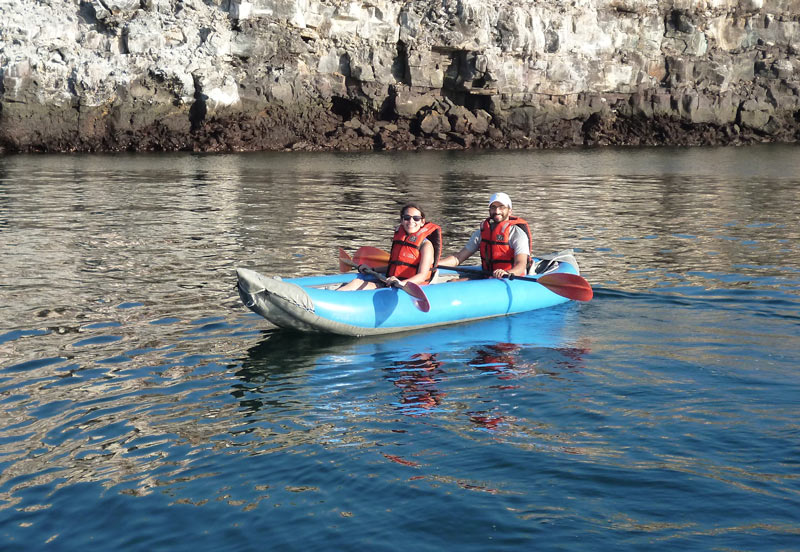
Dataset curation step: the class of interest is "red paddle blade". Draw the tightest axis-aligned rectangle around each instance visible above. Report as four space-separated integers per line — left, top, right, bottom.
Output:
354 246 390 268
402 281 431 312
338 248 356 273
537 273 593 302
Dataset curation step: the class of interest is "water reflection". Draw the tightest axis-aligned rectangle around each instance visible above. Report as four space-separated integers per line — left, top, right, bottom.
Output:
469 342 528 382
1 147 799 549
231 309 591 449
384 353 446 416
2 147 799 333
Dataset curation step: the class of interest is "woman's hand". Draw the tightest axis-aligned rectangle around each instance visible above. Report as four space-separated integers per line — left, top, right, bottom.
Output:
385 276 402 287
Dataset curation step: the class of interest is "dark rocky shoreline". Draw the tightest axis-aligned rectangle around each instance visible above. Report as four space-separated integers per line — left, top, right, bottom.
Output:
6 95 795 155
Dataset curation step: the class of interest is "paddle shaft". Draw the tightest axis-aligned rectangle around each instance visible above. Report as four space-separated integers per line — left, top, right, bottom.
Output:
359 264 393 286
340 256 391 283
339 248 431 311
439 264 529 279
352 246 592 302
441 265 593 302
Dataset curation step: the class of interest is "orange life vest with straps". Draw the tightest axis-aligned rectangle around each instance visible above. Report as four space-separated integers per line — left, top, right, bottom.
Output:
387 223 442 282
479 216 532 273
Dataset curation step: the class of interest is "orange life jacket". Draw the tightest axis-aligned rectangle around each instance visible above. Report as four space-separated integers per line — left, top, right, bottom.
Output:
387 223 442 282
479 216 532 273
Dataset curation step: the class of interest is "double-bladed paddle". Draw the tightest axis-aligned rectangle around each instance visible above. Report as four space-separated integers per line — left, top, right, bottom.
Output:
353 246 391 267
496 269 593 302
352 245 593 302
338 248 430 312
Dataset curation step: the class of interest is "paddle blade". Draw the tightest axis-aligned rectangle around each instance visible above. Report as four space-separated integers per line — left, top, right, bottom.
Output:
537 273 593 302
401 281 431 312
338 248 356 273
354 246 391 268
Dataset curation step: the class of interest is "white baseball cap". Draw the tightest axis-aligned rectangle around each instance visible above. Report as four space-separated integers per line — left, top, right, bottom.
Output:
488 192 512 209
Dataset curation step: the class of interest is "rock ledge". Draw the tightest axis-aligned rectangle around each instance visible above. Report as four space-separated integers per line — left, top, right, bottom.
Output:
1 0 799 152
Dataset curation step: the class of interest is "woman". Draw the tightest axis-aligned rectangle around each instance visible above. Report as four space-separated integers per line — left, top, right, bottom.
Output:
338 203 442 291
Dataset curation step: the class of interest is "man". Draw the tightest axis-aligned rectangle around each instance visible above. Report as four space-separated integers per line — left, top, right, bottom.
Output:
439 192 532 278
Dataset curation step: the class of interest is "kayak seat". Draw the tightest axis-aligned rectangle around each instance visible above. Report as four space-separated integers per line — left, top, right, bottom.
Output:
533 259 558 274
530 249 577 275
429 269 461 284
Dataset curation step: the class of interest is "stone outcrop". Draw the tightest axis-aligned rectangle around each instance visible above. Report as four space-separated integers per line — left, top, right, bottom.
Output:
1 0 799 152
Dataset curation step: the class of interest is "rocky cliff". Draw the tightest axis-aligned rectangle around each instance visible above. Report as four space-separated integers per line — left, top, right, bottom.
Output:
2 0 799 152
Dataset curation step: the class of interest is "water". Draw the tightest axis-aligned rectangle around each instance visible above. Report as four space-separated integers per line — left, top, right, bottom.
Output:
1 146 799 550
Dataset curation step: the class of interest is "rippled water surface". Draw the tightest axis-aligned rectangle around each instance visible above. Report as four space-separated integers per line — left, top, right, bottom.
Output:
1 146 799 551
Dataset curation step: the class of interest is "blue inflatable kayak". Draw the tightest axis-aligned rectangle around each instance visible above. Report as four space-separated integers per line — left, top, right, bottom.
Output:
237 250 584 336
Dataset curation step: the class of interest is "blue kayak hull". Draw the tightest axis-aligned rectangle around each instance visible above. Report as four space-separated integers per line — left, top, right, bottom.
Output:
237 251 580 336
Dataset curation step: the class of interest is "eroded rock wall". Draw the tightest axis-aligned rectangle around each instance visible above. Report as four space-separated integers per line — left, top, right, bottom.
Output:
1 0 799 152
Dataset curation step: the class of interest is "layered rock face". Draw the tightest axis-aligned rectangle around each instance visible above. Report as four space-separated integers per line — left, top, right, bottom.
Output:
1 0 799 152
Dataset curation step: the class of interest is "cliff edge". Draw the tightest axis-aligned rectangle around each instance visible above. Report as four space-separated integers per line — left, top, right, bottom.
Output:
2 0 799 152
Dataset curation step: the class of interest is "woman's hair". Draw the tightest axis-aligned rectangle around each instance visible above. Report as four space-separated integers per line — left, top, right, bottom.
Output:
400 202 426 219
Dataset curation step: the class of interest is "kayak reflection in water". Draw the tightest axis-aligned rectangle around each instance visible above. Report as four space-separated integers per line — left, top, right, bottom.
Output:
467 342 531 431
384 353 446 416
469 343 524 384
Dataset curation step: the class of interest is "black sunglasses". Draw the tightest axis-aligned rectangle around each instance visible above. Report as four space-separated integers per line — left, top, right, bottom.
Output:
401 215 423 222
